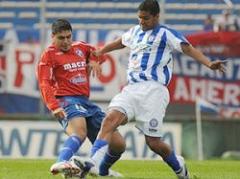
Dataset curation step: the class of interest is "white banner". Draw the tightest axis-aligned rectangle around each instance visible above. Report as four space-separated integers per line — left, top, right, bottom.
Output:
3 30 40 97
0 40 8 93
0 121 182 159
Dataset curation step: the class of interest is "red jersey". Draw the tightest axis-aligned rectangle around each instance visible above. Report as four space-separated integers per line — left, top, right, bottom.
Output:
37 41 99 111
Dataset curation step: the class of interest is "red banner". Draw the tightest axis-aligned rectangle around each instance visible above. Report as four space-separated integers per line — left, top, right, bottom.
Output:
186 31 240 57
168 76 240 106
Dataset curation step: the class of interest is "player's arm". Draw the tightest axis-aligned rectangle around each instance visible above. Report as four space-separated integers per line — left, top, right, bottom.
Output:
94 37 125 56
181 43 226 72
37 53 65 119
86 45 103 77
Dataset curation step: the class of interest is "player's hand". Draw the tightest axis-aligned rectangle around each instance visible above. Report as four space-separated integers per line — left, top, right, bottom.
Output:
52 107 66 119
92 49 103 57
91 49 106 65
208 60 227 73
87 61 102 77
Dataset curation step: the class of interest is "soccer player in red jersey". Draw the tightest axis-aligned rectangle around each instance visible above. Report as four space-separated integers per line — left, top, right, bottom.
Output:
37 19 125 178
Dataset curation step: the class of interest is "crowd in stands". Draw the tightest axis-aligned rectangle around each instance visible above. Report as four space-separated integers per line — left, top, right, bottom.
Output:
203 9 240 32
0 1 240 35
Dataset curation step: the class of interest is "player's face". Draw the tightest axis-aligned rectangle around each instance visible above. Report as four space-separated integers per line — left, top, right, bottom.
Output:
138 10 159 31
52 30 72 52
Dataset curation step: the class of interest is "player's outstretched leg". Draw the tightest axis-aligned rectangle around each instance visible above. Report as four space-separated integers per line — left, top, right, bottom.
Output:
176 156 189 179
163 152 189 179
145 136 189 179
50 135 82 177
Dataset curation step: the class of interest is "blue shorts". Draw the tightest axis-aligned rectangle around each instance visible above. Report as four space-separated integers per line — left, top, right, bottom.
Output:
57 95 105 143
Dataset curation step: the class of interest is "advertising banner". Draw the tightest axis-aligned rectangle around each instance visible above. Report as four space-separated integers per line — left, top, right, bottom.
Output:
0 121 182 159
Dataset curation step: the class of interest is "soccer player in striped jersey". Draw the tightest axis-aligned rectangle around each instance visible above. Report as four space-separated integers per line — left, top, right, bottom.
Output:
76 0 226 179
37 19 125 178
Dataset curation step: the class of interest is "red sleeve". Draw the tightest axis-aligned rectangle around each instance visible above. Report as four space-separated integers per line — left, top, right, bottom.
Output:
37 51 60 111
85 43 106 64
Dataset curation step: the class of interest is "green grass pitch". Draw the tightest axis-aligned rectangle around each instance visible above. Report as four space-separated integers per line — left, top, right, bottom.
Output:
0 159 240 179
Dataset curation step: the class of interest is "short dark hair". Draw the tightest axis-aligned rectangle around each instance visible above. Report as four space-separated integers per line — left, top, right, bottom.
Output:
138 0 160 16
51 19 72 34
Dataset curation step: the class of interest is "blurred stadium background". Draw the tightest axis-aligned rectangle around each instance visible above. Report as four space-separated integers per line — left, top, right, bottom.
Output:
0 0 240 162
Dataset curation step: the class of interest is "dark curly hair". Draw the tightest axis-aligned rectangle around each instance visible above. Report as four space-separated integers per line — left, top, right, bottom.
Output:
138 0 160 16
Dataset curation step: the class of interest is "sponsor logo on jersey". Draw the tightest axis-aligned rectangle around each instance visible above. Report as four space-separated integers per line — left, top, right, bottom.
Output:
63 61 86 70
69 74 87 84
132 43 151 53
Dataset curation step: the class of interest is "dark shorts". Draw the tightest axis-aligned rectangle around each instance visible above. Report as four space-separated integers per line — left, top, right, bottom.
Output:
57 95 105 143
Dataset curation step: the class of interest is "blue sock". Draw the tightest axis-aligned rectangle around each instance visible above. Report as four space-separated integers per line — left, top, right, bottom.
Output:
91 139 108 156
99 150 122 176
57 135 82 162
163 152 181 173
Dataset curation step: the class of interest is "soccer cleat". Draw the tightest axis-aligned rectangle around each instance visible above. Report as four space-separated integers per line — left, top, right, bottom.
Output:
88 166 123 177
70 156 95 178
108 169 123 177
70 156 123 178
62 172 86 179
176 156 190 179
50 161 80 177
88 165 99 177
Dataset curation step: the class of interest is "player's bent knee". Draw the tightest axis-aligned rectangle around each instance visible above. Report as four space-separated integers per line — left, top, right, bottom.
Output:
102 116 120 130
66 126 87 141
104 113 126 128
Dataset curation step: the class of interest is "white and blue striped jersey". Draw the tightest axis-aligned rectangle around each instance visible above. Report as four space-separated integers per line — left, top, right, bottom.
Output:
122 24 189 86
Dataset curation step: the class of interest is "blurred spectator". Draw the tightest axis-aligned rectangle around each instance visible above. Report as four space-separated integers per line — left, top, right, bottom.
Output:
234 10 240 31
214 9 237 32
203 14 214 31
